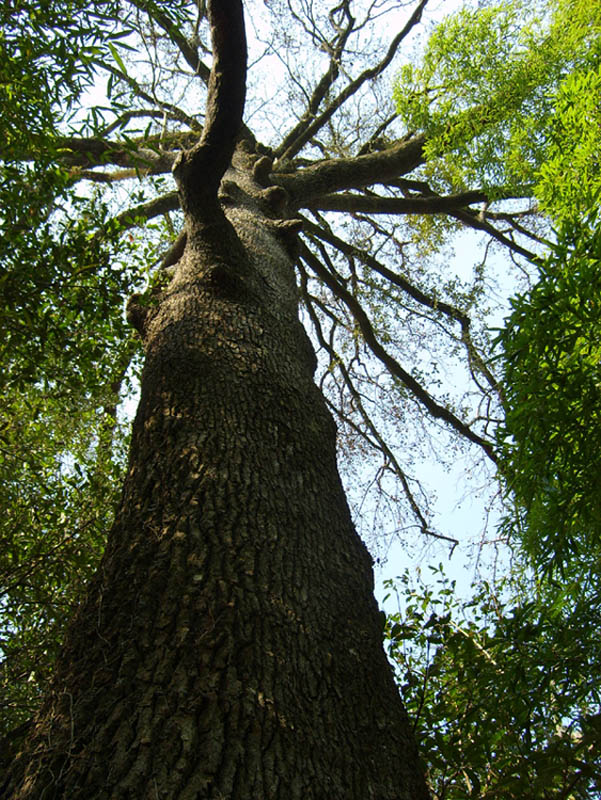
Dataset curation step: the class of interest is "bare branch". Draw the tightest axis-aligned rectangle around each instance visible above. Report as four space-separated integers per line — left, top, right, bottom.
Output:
303 216 504 400
276 5 355 160
357 113 401 156
299 262 447 540
275 135 426 204
126 0 211 84
96 61 203 131
449 208 540 263
69 169 139 183
300 241 498 462
305 190 539 262
276 0 429 162
302 216 462 321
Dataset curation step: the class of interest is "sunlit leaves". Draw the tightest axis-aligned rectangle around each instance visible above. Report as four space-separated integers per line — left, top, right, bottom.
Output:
537 66 601 223
393 0 601 196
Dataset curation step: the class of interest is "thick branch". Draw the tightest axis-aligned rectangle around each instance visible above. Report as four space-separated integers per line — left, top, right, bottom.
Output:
173 0 247 212
309 190 488 215
300 242 497 462
275 135 426 205
276 0 429 163
70 169 140 183
51 137 176 172
306 189 538 261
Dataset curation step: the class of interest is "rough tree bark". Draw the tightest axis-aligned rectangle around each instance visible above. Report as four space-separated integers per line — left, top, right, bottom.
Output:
4 2 431 798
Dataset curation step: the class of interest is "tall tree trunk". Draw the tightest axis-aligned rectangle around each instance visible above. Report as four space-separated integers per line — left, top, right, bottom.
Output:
5 144 429 800
4 3 430 797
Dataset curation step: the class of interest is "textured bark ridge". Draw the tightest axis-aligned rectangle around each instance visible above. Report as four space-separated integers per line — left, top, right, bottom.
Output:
5 144 430 800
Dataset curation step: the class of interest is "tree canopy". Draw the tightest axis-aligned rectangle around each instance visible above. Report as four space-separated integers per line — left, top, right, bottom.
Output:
1 0 600 794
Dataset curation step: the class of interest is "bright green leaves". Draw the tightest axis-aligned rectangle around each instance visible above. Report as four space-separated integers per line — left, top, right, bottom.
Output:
537 66 601 223
496 216 601 571
493 8 601 571
393 0 601 197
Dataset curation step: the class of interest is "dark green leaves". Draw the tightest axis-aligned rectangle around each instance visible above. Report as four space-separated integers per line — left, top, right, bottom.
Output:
496 216 601 572
385 568 601 799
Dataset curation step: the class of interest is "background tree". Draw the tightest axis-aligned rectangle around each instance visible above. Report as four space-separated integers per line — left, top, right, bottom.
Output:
386 1 601 796
1 0 599 796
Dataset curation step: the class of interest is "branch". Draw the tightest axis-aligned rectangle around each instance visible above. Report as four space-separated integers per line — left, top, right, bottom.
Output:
304 215 504 400
47 136 175 173
449 208 540 263
299 262 449 541
275 0 429 162
275 135 426 205
305 189 539 262
96 61 202 131
299 241 497 462
69 169 138 184
99 109 174 137
357 113 401 156
173 0 247 212
302 216 464 323
309 190 489 215
112 191 180 231
126 0 211 84
276 5 355 160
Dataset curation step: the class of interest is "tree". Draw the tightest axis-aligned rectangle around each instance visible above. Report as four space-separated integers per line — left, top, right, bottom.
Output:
2 1 435 797
1 0 598 797
384 3 601 795
385 563 601 799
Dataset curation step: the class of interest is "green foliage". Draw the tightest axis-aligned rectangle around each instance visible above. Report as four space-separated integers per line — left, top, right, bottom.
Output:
385 567 601 799
0 1 118 157
387 7 601 796
0 171 141 737
393 0 601 196
494 8 601 571
390 9 601 793
0 381 132 738
536 65 601 222
0 0 155 746
1 0 599 786
496 216 601 570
